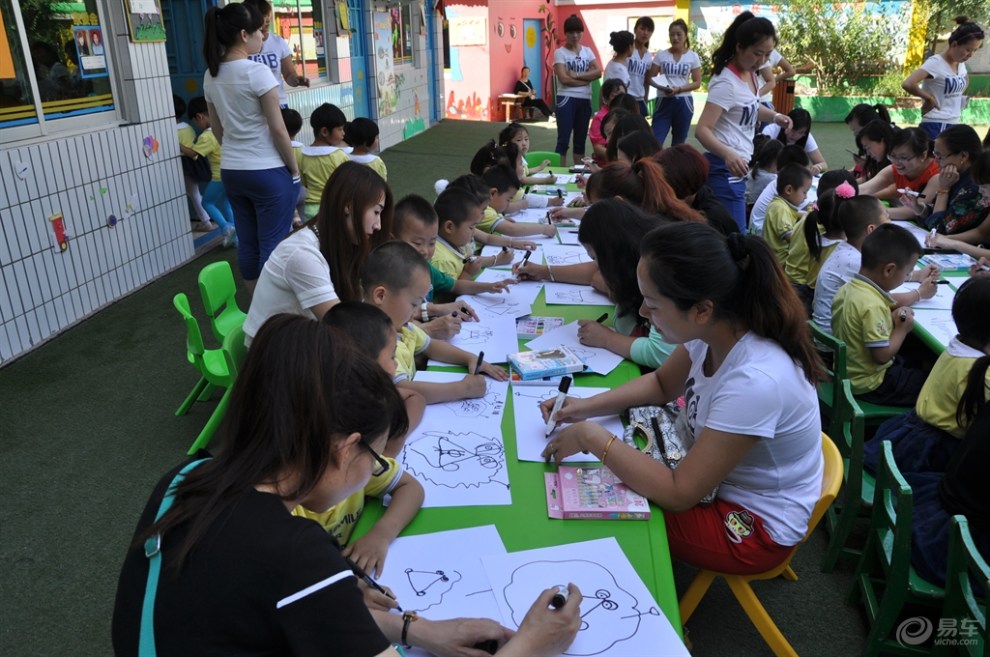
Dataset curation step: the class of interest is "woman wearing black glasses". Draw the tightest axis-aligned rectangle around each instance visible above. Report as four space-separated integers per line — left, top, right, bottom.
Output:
858 127 940 219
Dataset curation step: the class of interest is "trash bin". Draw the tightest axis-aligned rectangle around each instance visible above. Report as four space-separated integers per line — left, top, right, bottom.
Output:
772 79 796 115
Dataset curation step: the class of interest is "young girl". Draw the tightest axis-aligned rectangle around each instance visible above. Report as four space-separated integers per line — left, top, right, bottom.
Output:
761 108 827 173
926 150 990 255
243 162 393 344
858 127 939 212
589 79 628 165
694 12 793 231
902 17 984 140
627 17 655 116
603 30 635 87
345 117 388 181
865 277 990 476
553 14 601 166
745 137 782 208
202 3 300 288
541 222 824 576
648 19 702 147
299 103 350 220
498 122 554 185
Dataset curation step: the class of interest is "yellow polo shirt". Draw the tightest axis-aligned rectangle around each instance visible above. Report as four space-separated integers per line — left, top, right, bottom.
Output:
395 323 430 382
762 197 801 264
477 205 505 234
431 237 466 279
176 121 196 148
191 128 223 182
916 338 990 438
299 146 350 217
784 219 842 287
831 274 896 394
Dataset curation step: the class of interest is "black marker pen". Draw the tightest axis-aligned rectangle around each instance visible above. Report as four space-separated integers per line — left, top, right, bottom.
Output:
550 584 569 609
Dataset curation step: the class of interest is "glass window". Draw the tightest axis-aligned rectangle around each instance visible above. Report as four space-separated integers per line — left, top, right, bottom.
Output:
1 0 115 132
273 0 328 82
391 3 414 65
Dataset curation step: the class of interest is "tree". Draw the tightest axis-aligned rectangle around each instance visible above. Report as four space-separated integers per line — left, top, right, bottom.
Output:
921 0 990 58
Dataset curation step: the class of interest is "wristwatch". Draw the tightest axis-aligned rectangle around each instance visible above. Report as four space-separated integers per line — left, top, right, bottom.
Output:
401 610 419 648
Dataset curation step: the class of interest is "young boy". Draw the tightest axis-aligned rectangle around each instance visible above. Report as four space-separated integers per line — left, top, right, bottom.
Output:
291 303 425 578
299 103 350 220
186 97 237 247
431 187 515 279
174 94 213 232
762 164 813 263
281 107 307 225
749 146 810 236
831 223 929 406
812 196 938 333
363 241 509 404
446 174 539 259
478 164 557 239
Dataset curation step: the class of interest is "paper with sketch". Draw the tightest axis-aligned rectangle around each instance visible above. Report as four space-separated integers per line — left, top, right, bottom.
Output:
558 227 583 245
409 371 510 425
480 243 545 269
543 281 613 307
542 243 594 267
891 221 929 249
482 537 688 657
891 281 956 310
512 385 626 462
524 322 625 376
913 309 956 349
427 315 520 366
651 73 673 91
462 273 542 320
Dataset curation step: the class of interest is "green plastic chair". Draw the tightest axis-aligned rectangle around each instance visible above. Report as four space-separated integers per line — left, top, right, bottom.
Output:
174 292 233 417
822 380 876 572
198 260 246 343
525 151 561 169
807 321 907 438
848 441 944 657
185 323 247 455
933 516 989 657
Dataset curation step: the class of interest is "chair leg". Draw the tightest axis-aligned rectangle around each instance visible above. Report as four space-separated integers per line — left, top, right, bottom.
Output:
186 387 230 455
781 565 798 581
678 570 716 624
175 377 209 416
821 494 862 573
196 382 217 402
725 577 798 657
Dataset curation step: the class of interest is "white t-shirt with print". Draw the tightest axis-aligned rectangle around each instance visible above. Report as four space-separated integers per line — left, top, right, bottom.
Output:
603 60 631 88
554 46 597 99
652 49 701 97
811 241 861 333
683 333 823 546
920 54 968 123
761 123 819 154
626 48 653 100
249 33 293 106
705 67 762 160
203 59 283 170
243 228 337 343
758 49 784 102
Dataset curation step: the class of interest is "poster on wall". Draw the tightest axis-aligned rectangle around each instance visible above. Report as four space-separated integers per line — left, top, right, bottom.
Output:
449 17 487 47
124 0 167 42
372 11 397 117
73 26 108 78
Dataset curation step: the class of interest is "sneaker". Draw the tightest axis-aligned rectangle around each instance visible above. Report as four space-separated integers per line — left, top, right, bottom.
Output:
222 227 237 248
192 221 216 233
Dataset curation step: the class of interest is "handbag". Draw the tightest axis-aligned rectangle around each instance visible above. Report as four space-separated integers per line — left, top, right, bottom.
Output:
181 154 211 184
622 403 718 504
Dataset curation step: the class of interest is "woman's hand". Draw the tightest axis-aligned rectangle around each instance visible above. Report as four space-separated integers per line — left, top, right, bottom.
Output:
512 262 548 281
542 421 611 465
549 207 585 221
356 579 399 612
969 257 990 277
937 163 959 191
772 113 793 130
412 617 513 657
501 585 583 657
342 533 389 579
921 96 940 115
538 395 593 426
725 153 750 178
576 319 613 348
900 191 927 217
547 196 565 207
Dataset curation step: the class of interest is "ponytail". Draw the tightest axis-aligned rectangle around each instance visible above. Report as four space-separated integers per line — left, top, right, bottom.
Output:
634 159 705 222
956 356 990 427
202 4 263 77
712 12 776 75
641 223 822 382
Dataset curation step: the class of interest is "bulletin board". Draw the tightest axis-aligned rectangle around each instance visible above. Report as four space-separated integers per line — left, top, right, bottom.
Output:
124 0 167 43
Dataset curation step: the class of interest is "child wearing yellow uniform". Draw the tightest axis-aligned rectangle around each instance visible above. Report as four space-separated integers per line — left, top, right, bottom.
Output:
762 164 812 263
187 97 236 246
431 187 514 280
345 117 388 181
300 103 350 219
174 94 213 231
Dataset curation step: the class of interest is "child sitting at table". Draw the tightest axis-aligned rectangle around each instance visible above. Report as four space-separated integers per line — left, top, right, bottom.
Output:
364 241 508 403
479 165 557 239
299 103 350 220
748 145 810 236
470 140 563 212
831 223 928 406
290 304 425 579
345 117 388 181
441 175 539 261
863 277 990 476
499 122 555 185
431 187 516 279
762 164 814 263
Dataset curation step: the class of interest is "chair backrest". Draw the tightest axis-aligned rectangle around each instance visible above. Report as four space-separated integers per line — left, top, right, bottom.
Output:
807 433 845 542
871 441 914 584
807 319 848 382
173 292 206 366
838 379 865 465
222 323 248 379
940 515 989 657
198 261 246 343
525 150 561 168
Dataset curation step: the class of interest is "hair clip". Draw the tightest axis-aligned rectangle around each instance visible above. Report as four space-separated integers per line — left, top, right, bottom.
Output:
835 181 857 199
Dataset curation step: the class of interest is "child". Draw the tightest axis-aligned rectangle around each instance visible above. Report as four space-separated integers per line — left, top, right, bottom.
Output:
479 165 557 239
831 223 929 405
434 184 523 279
174 94 213 232
363 241 508 404
281 107 306 225
762 164 813 263
187 97 236 247
299 103 350 220
345 117 388 181
589 78 628 165
499 123 554 185
748 145 811 235
745 137 782 208
864 277 990 476
470 140 562 211
290 303 425 577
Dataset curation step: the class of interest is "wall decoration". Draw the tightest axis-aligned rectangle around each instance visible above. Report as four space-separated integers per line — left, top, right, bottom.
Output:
125 0 166 42
49 212 69 252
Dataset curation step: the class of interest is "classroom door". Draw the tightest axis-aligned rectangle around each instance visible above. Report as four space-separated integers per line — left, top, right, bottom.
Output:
523 19 543 100
346 0 371 118
164 0 211 104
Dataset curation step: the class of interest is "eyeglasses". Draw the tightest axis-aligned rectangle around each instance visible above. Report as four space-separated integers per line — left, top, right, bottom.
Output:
932 151 956 162
359 439 390 477
887 153 918 165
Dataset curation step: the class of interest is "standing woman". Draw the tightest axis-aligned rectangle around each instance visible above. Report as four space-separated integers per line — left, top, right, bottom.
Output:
553 14 601 166
203 3 300 289
694 12 792 231
627 17 655 116
648 19 702 147
243 0 310 109
902 18 984 140
603 30 635 88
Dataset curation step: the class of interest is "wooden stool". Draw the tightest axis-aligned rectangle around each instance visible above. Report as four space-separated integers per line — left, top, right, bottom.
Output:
499 93 524 122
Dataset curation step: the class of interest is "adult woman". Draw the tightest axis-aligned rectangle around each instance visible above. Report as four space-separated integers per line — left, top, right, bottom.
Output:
902 17 984 140
513 66 552 119
844 103 892 178
905 124 989 236
926 150 990 254
243 162 392 344
627 17 655 116
654 144 740 236
553 14 601 166
858 128 939 216
112 315 582 657
648 19 702 147
243 0 310 108
694 12 792 231
541 223 824 576
761 108 827 173
757 48 795 115
203 3 300 288
603 30 635 87
854 119 896 183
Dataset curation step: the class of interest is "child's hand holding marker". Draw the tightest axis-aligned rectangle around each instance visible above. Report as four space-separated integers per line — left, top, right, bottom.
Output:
575 313 611 348
471 351 509 382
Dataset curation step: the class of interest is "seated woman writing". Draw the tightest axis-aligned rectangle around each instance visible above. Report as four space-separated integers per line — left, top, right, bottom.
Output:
541 222 824 575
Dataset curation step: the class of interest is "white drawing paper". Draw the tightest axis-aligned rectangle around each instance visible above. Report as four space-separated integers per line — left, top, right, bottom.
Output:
512 385 626 462
462 274 543 320
400 428 512 507
558 227 583 245
410 371 510 424
891 221 929 249
524 322 625 376
542 243 594 267
890 281 957 310
912 309 956 349
426 316 521 366
543 282 613 307
482 537 688 657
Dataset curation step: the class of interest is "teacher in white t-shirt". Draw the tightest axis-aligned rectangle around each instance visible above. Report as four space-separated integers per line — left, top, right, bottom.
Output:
647 19 702 148
541 222 824 577
901 17 984 141
694 12 792 232
243 0 311 109
553 14 601 166
626 17 655 116
203 3 300 288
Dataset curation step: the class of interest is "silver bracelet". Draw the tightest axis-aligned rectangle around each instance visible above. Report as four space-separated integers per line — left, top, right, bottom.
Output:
421 302 430 323
547 263 556 282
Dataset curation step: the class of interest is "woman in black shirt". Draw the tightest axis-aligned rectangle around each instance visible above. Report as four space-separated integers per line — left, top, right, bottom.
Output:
514 66 553 119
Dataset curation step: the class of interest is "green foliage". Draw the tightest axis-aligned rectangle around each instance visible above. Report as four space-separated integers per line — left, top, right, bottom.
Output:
854 71 908 98
922 1 990 56
777 0 905 95
687 22 719 87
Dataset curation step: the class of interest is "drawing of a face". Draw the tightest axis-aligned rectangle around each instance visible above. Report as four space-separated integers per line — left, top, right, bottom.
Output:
494 16 519 54
402 431 506 489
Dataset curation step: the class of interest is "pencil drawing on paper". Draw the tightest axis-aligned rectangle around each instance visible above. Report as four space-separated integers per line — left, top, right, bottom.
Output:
444 381 504 420
402 567 463 611
402 431 509 490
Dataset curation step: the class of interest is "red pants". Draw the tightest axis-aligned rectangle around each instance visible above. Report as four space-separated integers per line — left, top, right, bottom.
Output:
664 499 795 576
